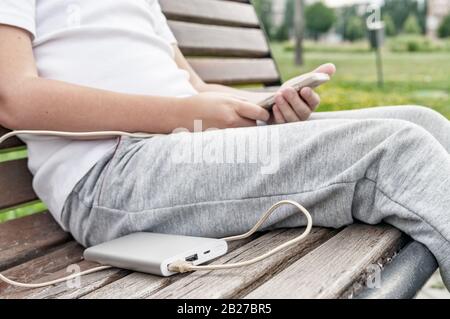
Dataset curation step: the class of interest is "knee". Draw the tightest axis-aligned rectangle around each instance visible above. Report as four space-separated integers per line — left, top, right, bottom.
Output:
387 119 441 150
364 118 437 146
397 105 447 127
353 119 436 153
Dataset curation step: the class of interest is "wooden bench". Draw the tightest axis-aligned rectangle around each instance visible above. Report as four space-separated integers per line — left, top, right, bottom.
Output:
0 0 438 299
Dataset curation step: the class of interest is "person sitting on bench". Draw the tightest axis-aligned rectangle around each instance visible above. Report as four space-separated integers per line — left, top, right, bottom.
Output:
0 1 449 290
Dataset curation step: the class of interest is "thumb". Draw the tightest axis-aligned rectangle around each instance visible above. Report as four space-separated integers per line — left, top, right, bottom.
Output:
312 63 336 76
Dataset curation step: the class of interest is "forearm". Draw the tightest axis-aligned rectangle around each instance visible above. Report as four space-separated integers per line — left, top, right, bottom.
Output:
1 77 189 134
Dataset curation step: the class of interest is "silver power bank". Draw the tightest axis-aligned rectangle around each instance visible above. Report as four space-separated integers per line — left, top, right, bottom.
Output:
84 232 228 277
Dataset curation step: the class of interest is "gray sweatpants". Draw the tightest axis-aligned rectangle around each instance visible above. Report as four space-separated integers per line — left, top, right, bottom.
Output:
61 105 450 288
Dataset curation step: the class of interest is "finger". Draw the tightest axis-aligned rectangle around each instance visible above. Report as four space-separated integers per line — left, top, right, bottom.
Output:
275 94 300 123
312 63 336 76
300 87 321 111
273 104 286 124
235 101 270 122
281 88 311 121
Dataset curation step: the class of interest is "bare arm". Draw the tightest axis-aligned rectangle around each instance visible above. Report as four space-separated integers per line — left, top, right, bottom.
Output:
0 26 269 134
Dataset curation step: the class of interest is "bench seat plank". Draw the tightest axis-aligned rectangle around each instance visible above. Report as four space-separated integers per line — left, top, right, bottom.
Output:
5 231 258 299
245 224 407 299
0 213 417 299
188 58 279 85
81 234 258 299
161 0 259 28
0 242 83 298
169 21 270 57
148 228 337 299
81 271 186 300
0 160 37 210
8 260 128 299
0 213 71 272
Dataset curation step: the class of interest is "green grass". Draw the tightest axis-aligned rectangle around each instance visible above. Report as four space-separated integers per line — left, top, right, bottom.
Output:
271 42 450 119
0 147 28 163
0 201 47 223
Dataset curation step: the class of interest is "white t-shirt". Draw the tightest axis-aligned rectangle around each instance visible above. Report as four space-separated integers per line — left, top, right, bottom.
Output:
0 0 197 229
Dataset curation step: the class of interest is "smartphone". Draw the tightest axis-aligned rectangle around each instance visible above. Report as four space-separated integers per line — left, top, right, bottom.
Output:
258 72 330 110
84 232 228 277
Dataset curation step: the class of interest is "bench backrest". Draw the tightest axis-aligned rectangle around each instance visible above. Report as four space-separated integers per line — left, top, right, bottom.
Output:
0 0 280 214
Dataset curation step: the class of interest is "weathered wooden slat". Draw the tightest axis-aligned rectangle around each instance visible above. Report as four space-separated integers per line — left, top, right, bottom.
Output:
1 241 129 299
11 232 256 299
245 224 406 299
0 237 130 299
0 213 71 271
170 21 269 57
0 241 83 298
0 127 24 149
148 228 337 299
161 0 259 28
80 268 183 299
0 159 37 210
81 234 260 299
188 58 280 85
7 260 128 299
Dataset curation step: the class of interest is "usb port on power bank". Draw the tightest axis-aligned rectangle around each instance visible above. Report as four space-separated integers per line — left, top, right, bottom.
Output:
185 254 198 262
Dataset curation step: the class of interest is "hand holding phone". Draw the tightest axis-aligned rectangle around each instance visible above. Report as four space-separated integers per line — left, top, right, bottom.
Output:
258 73 330 110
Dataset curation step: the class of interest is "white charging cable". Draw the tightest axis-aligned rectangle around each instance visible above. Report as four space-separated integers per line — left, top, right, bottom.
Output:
0 130 159 144
0 266 112 289
0 130 313 288
168 200 312 273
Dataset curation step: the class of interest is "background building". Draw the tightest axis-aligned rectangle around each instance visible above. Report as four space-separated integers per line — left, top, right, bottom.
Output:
272 0 287 28
427 0 450 37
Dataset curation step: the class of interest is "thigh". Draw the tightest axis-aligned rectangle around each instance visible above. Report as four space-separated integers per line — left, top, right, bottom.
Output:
311 106 450 152
83 118 416 243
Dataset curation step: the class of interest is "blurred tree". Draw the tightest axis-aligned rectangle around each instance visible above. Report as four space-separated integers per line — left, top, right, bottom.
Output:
253 0 274 39
295 0 305 65
274 0 295 41
417 0 428 35
403 14 421 34
438 14 450 38
382 0 425 34
335 6 358 39
344 16 365 42
383 14 397 36
305 2 336 41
